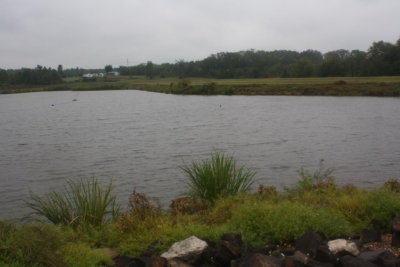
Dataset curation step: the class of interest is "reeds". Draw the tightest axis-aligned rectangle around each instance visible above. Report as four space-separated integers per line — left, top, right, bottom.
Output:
26 178 119 227
181 153 255 203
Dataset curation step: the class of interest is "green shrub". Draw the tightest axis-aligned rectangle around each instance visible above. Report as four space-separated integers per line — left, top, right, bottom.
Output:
201 82 217 94
117 212 229 257
181 153 255 203
231 201 352 247
383 179 400 193
127 190 161 219
26 178 119 227
4 224 66 267
286 160 335 193
331 189 369 231
365 188 400 230
61 243 113 267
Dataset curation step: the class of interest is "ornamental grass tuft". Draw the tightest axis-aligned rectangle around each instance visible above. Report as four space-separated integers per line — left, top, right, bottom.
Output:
26 178 119 227
181 153 255 203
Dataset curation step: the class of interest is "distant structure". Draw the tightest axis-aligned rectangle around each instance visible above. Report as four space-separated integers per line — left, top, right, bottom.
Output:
82 73 105 81
82 73 105 78
107 71 120 76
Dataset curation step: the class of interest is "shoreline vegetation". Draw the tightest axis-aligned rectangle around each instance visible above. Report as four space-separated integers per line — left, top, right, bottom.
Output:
1 75 400 96
2 154 400 266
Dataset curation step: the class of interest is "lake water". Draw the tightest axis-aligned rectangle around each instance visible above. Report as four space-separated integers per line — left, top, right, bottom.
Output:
0 90 399 219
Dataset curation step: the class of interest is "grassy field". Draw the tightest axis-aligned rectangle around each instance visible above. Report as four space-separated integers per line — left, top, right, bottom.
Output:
1 76 400 96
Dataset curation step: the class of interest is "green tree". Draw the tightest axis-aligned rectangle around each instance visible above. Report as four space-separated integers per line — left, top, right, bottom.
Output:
145 61 154 79
57 64 64 77
105 65 112 73
0 69 8 84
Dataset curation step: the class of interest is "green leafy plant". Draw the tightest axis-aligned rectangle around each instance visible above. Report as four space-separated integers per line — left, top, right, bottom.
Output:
26 178 119 227
287 159 335 193
181 153 255 203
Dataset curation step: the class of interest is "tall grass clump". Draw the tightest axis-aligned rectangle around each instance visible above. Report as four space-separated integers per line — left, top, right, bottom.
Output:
181 153 255 203
26 178 119 227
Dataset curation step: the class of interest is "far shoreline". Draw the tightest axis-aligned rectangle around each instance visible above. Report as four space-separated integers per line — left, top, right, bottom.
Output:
1 76 400 96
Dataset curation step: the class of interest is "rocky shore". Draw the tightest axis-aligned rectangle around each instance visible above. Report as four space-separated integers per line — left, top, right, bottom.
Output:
106 217 400 267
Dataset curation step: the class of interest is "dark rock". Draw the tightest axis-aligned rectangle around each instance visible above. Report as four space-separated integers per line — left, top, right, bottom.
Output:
220 233 243 246
360 229 381 244
392 216 400 247
315 245 335 263
372 220 384 231
221 239 241 257
340 255 377 267
281 258 303 267
280 248 296 257
147 255 167 267
214 234 244 266
295 231 324 258
238 253 282 267
358 250 387 263
374 250 400 267
293 251 310 265
392 233 400 248
167 259 193 267
306 262 335 267
196 243 217 266
335 250 355 259
114 256 146 267
392 217 400 232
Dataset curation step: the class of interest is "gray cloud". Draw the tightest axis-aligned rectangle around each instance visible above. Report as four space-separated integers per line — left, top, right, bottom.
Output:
1 0 399 69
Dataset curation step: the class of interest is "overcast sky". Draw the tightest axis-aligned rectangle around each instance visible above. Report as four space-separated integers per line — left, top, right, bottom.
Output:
1 0 399 69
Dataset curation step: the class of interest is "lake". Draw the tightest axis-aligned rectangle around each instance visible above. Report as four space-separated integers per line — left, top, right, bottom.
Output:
0 90 399 219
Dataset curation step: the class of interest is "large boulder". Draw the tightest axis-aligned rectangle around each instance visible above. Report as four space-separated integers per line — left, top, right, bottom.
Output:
327 239 359 256
161 236 208 264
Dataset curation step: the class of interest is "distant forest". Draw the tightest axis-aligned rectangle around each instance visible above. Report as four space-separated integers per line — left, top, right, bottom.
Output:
1 38 399 85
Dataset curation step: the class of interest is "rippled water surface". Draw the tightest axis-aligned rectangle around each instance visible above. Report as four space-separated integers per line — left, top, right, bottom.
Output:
0 90 399 219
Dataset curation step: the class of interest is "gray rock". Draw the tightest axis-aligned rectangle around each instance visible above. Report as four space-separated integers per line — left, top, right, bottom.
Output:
327 239 359 256
161 236 208 263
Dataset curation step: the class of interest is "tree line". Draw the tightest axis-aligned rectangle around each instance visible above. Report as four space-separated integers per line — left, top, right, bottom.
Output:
1 38 399 86
120 38 400 79
0 65 62 85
